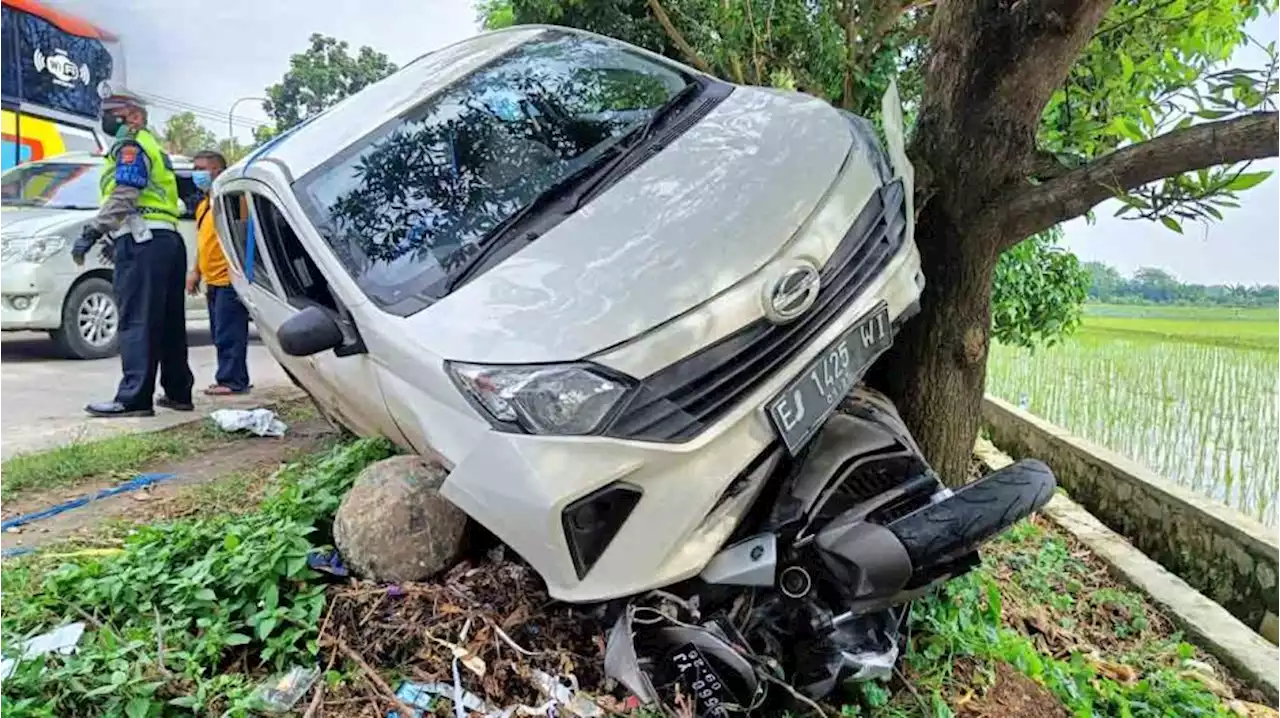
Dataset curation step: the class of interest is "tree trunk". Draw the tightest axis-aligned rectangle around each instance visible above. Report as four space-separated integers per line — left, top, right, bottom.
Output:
873 204 1000 485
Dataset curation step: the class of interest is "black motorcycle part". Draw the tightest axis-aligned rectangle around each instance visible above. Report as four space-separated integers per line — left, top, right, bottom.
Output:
562 482 642 579
814 517 913 601
887 458 1056 576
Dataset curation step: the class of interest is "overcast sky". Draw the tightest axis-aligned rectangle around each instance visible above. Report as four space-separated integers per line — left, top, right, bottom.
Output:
44 0 1279 285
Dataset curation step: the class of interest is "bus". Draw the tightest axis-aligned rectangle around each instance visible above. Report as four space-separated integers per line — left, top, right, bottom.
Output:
1 0 126 170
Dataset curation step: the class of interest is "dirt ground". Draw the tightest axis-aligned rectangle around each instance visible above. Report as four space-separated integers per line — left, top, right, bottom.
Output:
0 417 336 553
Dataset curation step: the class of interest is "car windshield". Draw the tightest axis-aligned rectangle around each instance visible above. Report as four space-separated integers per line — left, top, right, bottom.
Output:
0 162 100 210
293 30 691 308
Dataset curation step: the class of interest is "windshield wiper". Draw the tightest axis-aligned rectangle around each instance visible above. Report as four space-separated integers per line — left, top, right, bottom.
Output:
444 147 627 291
566 80 702 211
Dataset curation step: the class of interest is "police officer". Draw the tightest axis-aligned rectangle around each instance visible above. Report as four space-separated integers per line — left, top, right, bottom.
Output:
73 91 195 417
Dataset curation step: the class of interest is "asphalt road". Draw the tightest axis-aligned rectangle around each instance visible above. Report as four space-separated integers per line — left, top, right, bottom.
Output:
1 322 295 459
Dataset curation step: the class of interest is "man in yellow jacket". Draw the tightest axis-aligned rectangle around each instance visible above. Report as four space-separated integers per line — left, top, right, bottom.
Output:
186 150 250 394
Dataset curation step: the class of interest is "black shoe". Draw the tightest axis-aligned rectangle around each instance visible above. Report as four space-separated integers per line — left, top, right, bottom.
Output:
156 396 195 412
85 401 154 418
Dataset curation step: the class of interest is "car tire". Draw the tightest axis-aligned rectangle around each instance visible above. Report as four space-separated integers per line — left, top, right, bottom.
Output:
50 277 121 360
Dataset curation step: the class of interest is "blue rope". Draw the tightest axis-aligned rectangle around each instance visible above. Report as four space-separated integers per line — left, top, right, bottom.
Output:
0 473 177 531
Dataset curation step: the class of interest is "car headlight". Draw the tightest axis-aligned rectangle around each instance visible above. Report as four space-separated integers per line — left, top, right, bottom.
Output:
0 236 67 264
448 362 633 435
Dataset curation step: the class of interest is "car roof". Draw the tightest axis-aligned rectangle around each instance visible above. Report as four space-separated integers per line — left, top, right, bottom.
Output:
230 25 551 181
20 150 195 171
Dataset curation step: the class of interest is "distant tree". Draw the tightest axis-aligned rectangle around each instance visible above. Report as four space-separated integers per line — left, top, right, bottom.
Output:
263 34 399 131
216 137 249 164
159 112 217 157
1083 261 1126 301
251 124 279 147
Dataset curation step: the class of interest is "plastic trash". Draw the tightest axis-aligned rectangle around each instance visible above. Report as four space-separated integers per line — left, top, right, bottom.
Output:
530 670 605 717
209 408 288 437
253 665 321 712
0 622 86 680
388 681 492 718
307 549 349 577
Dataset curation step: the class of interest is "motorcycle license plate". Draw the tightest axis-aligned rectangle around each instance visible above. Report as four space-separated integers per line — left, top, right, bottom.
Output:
767 302 892 454
665 643 734 717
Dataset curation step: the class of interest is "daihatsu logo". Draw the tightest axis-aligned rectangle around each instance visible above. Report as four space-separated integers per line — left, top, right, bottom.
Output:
764 263 820 325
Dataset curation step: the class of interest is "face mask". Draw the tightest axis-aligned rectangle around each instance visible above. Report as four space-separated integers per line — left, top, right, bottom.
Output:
100 112 124 137
191 170 213 191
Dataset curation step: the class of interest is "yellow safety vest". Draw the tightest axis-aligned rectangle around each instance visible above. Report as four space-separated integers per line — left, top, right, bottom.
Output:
99 128 181 225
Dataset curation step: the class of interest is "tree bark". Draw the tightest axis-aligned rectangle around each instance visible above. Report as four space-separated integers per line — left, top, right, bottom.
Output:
876 0 1116 483
994 111 1280 243
646 0 714 74
873 205 1001 484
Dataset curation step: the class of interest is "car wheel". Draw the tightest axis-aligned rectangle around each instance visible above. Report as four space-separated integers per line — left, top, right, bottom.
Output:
50 277 120 360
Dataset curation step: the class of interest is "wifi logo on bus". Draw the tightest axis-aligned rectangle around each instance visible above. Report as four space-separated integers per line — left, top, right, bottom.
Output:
33 48 91 88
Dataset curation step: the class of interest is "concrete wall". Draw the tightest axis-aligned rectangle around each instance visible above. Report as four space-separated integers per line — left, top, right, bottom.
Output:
982 396 1279 636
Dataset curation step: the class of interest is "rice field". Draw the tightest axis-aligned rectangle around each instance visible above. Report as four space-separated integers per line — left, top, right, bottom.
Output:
987 304 1279 527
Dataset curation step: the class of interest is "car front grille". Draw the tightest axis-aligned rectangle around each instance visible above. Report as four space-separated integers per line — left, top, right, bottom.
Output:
600 179 908 442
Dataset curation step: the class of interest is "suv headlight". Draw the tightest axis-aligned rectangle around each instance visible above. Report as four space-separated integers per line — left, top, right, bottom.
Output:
448 362 633 435
1 236 67 264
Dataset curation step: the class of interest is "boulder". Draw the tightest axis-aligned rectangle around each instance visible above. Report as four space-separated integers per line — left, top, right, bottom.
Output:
333 455 468 583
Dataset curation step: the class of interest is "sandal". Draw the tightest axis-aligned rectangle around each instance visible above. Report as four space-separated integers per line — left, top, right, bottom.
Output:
203 385 250 396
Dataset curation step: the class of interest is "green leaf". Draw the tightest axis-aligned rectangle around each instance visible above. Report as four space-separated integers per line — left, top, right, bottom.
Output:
168 696 200 708
225 633 253 646
1120 53 1135 82
1118 117 1145 143
223 534 241 551
194 588 217 602
1194 109 1231 119
1225 171 1271 191
125 697 151 718
1160 216 1183 233
263 582 279 612
257 617 279 640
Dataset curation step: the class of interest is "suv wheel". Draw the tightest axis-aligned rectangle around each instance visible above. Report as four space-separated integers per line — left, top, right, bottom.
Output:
50 277 120 360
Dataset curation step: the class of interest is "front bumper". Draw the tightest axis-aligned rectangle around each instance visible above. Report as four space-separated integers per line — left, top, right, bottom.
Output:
0 262 68 331
439 235 924 603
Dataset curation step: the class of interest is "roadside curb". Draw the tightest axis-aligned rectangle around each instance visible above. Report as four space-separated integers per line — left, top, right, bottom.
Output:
975 439 1280 702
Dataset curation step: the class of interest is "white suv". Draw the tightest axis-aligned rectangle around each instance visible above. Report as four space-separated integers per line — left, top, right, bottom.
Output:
212 25 1054 705
0 152 206 359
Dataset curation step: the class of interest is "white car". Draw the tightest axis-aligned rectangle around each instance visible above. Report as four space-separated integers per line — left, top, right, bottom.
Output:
212 25 1054 705
0 151 207 359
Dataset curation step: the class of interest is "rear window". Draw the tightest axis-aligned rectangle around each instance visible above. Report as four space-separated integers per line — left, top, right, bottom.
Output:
293 30 690 310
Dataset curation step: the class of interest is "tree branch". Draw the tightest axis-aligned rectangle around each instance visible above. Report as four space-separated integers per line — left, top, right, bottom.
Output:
993 112 1279 246
646 0 714 74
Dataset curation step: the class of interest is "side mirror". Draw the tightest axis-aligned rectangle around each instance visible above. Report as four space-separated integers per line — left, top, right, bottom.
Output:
278 305 344 357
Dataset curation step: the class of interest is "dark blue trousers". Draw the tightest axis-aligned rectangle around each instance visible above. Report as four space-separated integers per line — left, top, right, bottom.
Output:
206 284 251 392
113 228 194 409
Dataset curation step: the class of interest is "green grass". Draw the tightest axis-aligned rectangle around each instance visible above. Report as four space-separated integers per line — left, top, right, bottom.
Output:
0 438 395 717
844 518 1248 717
0 398 322 501
989 303 1279 526
0 427 215 501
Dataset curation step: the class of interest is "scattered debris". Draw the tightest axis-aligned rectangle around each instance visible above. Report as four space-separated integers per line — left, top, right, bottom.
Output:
253 665 321 712
307 548 350 577
0 622 86 680
388 681 493 718
210 408 288 437
322 553 611 714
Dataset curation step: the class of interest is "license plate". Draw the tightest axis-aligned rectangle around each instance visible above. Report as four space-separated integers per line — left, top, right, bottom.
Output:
666 643 734 718
767 303 892 454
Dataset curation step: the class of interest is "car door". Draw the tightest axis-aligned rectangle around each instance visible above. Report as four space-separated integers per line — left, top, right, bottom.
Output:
216 178 408 445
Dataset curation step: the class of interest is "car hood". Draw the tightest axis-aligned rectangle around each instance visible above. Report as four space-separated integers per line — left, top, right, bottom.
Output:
0 207 91 239
407 87 855 365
